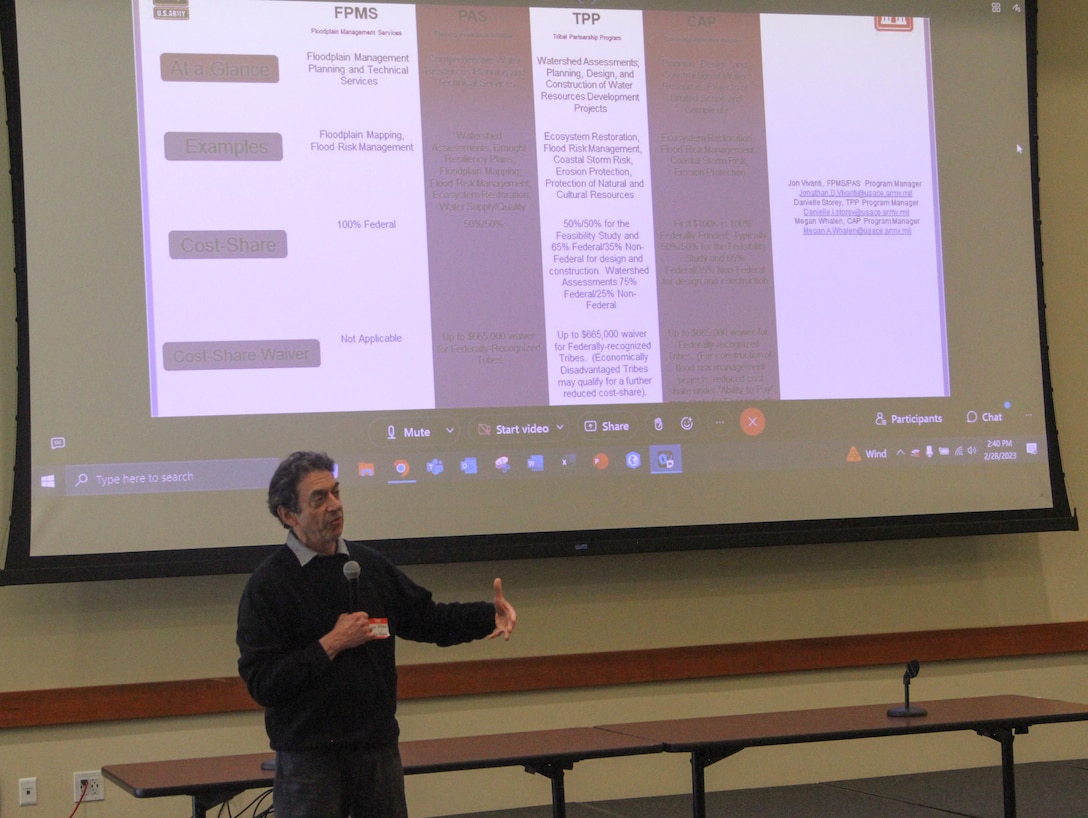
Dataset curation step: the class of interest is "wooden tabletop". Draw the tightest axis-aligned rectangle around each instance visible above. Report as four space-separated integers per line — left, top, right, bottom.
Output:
103 727 662 798
104 697 1088 802
103 753 273 798
597 695 1088 752
400 726 661 773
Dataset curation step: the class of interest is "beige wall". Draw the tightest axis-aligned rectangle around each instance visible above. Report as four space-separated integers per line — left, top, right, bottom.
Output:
3 4 1088 817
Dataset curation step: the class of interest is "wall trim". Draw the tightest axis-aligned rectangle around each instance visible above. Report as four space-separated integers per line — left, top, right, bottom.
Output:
3 622 1087 730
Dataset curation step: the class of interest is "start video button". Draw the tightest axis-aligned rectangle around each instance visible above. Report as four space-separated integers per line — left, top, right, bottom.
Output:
471 415 570 441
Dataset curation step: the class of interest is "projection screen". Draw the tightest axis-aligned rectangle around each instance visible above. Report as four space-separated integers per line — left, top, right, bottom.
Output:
1 0 1076 584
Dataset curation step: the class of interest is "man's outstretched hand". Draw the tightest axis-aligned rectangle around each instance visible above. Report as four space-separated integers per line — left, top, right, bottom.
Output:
490 577 517 640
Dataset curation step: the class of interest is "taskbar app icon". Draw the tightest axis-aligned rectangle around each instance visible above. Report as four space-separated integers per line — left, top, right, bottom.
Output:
649 445 682 474
351 446 683 480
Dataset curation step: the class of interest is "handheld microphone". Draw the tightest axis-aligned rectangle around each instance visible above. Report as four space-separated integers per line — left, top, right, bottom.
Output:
343 560 361 613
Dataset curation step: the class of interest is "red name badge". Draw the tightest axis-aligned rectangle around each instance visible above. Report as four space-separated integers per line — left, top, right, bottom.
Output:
370 618 390 638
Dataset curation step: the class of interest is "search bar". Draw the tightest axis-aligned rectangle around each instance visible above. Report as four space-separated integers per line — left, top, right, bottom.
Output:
63 458 279 496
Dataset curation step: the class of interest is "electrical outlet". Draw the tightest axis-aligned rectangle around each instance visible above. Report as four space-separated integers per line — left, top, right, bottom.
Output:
73 771 105 803
19 777 37 806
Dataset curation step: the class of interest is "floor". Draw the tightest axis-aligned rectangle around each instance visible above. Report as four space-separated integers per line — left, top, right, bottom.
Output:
437 758 1088 817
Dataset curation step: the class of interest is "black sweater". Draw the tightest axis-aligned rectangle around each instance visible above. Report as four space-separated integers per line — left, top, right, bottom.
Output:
237 541 496 751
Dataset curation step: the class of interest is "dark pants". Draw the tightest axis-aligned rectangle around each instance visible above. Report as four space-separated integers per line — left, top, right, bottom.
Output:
274 743 409 818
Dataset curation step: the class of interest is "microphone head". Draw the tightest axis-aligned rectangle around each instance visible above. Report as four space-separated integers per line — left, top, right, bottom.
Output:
343 560 361 581
905 659 921 679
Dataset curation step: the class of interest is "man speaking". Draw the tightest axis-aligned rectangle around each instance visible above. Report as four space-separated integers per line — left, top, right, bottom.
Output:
237 451 517 818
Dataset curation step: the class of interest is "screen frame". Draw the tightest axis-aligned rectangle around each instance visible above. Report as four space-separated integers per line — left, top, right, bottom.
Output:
0 0 1077 586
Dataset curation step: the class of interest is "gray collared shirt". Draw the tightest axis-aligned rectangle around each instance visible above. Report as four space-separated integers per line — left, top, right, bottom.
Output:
285 531 348 566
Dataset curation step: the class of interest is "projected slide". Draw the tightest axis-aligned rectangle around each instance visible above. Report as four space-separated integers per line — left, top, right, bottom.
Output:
6 0 1069 582
134 3 945 418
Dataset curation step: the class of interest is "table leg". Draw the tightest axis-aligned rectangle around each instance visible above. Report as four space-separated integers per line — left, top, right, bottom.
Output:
690 751 708 818
523 761 573 818
689 747 742 818
976 725 1019 818
190 789 243 818
998 728 1017 818
550 769 566 818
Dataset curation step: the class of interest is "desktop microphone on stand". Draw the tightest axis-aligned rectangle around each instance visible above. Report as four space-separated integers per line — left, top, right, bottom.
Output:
887 659 927 717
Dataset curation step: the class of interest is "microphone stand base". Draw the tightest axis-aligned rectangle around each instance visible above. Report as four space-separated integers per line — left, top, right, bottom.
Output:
887 707 928 718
